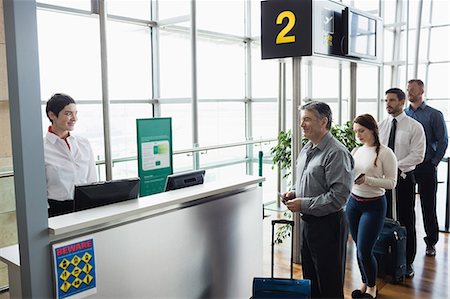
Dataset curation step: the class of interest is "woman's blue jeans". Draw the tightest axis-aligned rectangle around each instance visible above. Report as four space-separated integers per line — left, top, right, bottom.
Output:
346 195 386 287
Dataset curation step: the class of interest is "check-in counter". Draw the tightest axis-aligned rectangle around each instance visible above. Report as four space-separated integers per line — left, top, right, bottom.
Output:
1 175 264 298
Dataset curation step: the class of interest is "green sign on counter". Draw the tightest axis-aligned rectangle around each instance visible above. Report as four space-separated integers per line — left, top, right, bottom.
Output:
136 118 173 196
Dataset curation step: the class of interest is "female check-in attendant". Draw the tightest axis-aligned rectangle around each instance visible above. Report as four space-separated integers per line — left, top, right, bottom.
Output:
44 93 97 217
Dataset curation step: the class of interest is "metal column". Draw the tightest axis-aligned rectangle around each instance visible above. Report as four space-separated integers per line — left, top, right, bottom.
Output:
277 59 286 205
244 0 254 175
98 0 113 180
151 0 161 117
412 0 423 79
3 0 52 297
190 0 200 170
349 62 357 121
292 57 302 263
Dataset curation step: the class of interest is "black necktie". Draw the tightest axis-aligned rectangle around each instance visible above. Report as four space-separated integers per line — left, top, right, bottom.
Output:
388 118 397 151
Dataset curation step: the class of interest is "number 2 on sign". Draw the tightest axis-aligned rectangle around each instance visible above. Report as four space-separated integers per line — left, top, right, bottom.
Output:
276 11 296 44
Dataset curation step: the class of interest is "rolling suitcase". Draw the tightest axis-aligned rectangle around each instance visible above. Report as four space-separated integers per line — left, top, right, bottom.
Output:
373 188 407 283
252 219 311 298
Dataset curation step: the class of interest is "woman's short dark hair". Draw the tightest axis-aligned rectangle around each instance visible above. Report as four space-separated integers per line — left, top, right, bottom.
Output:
46 93 76 123
301 101 332 129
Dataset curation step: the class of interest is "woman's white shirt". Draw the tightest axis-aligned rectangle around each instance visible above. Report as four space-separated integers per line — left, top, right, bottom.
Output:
351 144 398 198
44 132 97 201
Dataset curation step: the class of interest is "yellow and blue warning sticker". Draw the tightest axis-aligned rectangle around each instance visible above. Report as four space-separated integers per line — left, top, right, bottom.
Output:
52 237 97 299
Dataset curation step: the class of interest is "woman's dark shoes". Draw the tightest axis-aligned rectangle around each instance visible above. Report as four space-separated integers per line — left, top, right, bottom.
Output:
362 293 376 299
351 289 364 298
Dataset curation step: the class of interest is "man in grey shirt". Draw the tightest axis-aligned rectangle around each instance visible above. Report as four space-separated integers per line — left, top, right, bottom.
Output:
282 101 354 298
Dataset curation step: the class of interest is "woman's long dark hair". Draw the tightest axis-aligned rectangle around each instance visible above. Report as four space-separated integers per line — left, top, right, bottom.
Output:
354 114 381 167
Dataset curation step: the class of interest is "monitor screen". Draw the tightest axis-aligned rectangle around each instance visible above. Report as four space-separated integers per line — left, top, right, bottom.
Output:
343 7 377 59
164 170 205 191
74 178 140 212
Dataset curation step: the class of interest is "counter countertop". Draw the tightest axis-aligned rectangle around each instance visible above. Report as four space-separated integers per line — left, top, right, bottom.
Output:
48 175 264 237
0 244 20 267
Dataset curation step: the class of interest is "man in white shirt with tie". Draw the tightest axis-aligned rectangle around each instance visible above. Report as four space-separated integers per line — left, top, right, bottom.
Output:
378 88 426 278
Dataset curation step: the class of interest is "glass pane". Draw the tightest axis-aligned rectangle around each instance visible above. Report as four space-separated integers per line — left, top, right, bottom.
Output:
258 162 278 204
197 38 245 98
383 29 394 62
356 101 377 118
112 160 138 179
110 104 153 159
356 65 378 99
418 29 430 61
408 1 421 28
158 0 190 20
173 153 193 173
312 64 339 98
251 0 261 37
200 147 246 169
422 0 432 25
353 0 379 16
37 10 102 100
429 27 450 62
383 65 392 94
198 102 245 146
37 0 90 10
107 0 151 20
431 0 450 25
407 29 429 62
203 162 247 183
251 44 277 98
159 30 191 98
160 104 192 150
0 176 16 213
107 21 152 100
426 100 449 121
253 102 278 139
197 0 244 36
383 0 397 24
427 63 450 98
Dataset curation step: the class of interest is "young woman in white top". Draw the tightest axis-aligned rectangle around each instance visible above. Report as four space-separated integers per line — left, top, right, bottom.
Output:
44 93 97 217
346 114 398 299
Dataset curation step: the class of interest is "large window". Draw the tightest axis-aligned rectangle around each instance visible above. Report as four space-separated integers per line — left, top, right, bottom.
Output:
34 0 450 201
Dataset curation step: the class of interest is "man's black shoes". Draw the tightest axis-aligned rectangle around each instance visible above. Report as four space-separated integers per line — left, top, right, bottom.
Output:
426 245 436 256
406 264 414 278
351 289 364 298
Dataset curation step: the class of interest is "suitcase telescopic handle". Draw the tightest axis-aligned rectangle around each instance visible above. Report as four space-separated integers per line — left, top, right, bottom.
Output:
271 220 295 279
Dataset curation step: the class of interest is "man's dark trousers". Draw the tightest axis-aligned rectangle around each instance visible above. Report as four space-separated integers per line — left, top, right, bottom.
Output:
415 160 439 247
301 210 348 298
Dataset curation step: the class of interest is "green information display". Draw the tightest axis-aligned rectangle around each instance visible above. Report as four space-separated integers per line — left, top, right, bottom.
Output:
136 118 173 196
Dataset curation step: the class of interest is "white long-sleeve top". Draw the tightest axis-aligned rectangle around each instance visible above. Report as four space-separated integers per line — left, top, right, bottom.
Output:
378 111 426 174
44 131 97 201
351 144 398 198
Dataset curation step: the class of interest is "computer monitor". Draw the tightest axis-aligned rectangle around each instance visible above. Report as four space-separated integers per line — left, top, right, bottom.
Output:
74 177 140 212
164 170 205 191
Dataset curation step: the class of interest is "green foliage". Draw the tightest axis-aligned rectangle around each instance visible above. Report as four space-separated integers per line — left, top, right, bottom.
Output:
271 121 359 244
270 130 292 179
274 211 293 244
330 121 360 152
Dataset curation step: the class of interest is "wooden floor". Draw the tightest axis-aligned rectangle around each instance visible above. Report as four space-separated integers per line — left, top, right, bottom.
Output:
264 199 449 299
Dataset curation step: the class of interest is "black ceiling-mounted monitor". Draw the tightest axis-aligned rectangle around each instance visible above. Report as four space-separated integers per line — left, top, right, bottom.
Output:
165 170 206 191
342 7 378 60
74 177 140 212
